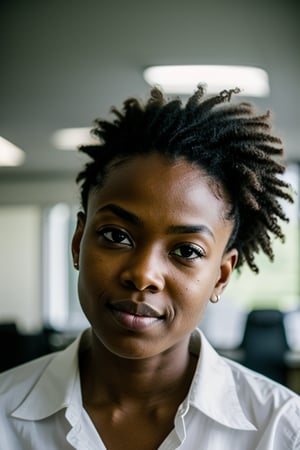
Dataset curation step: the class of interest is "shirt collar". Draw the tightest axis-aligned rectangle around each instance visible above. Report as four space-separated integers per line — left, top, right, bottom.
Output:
187 329 256 431
11 328 256 431
11 331 86 420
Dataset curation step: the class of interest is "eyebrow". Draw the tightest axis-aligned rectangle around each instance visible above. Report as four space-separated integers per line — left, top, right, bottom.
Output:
96 203 215 241
96 204 142 226
167 225 215 241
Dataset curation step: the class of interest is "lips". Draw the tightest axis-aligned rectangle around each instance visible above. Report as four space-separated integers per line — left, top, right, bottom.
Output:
108 300 165 331
109 300 164 318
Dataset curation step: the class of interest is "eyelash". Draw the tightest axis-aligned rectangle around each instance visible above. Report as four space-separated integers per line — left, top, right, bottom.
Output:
171 244 206 260
97 227 206 260
98 227 132 247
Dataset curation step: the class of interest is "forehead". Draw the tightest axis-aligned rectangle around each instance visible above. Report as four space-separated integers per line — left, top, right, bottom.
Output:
87 154 231 226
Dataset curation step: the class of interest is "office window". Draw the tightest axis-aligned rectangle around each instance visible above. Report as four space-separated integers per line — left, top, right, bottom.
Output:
43 203 88 331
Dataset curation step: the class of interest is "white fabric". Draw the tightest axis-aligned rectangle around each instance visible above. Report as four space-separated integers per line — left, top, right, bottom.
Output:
0 328 299 450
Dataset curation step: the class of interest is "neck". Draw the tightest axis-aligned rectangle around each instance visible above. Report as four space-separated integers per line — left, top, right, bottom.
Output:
79 330 197 408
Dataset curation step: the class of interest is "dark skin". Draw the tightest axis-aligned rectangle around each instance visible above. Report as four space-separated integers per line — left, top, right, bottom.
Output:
72 153 238 449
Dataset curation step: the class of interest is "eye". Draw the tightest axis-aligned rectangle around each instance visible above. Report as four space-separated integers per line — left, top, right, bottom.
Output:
171 243 205 260
99 227 132 247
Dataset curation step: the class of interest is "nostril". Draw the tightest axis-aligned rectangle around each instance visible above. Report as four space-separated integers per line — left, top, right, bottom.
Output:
123 279 160 292
124 280 136 290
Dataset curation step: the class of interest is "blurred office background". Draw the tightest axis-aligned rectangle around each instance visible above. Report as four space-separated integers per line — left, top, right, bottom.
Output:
0 0 299 391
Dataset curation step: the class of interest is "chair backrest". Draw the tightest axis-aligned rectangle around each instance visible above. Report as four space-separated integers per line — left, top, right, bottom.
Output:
241 309 289 384
0 322 53 372
0 322 22 372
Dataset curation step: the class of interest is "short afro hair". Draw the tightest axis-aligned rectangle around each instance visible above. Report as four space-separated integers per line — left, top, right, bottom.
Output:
76 86 293 273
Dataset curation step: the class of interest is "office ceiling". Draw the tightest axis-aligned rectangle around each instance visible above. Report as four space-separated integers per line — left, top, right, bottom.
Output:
1 0 299 178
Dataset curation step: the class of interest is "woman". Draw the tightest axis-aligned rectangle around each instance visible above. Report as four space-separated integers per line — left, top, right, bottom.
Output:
0 86 299 449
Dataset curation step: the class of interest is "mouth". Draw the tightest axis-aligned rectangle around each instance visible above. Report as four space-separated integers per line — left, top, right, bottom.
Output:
108 300 165 331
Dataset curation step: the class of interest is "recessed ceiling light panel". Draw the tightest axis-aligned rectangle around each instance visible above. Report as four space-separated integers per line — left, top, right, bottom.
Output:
0 137 25 166
143 65 270 97
52 127 95 151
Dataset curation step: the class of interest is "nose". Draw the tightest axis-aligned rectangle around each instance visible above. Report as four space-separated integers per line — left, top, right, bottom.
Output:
120 247 165 292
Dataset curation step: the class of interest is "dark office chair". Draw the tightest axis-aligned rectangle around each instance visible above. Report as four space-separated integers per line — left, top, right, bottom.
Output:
0 322 22 372
241 309 289 385
0 322 55 372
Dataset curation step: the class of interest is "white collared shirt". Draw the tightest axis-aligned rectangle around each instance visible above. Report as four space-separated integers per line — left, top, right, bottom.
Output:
0 328 299 450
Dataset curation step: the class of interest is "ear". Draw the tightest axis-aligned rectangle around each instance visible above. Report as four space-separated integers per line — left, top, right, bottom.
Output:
213 248 238 296
71 212 86 269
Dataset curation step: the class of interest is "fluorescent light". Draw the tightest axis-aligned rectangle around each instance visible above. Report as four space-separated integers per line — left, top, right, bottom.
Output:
143 65 270 97
52 127 96 150
0 137 25 166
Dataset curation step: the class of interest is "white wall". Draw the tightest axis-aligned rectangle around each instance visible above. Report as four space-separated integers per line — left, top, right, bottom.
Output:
0 205 42 332
0 177 80 332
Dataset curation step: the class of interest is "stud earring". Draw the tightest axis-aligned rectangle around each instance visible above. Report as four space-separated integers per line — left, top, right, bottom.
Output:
210 294 220 304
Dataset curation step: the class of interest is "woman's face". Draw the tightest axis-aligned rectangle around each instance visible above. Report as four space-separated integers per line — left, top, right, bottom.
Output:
72 154 237 360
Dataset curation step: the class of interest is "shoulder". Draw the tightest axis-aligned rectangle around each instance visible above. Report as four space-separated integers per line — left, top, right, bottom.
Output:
0 330 84 420
196 329 300 445
0 353 57 412
224 357 300 443
0 349 78 449
225 356 299 403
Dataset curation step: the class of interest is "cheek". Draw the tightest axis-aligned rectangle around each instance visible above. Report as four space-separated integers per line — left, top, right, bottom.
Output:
178 266 216 297
171 266 218 315
79 239 111 282
77 267 110 329
79 260 111 295
171 276 210 315
77 252 108 306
